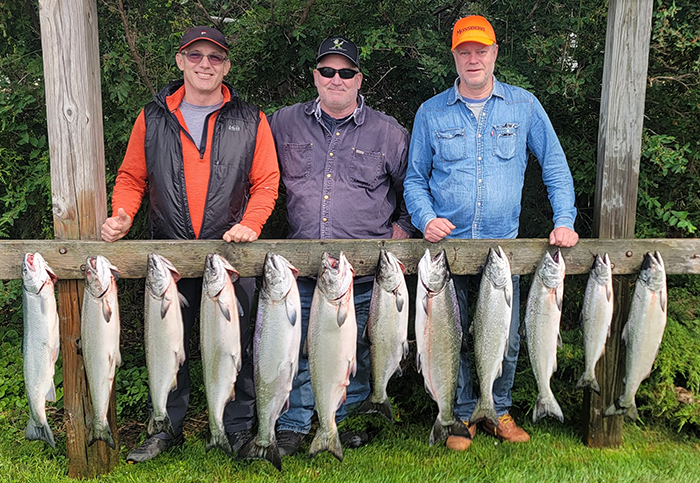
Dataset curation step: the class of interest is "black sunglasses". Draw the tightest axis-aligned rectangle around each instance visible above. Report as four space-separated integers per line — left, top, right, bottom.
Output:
181 50 228 66
317 67 360 79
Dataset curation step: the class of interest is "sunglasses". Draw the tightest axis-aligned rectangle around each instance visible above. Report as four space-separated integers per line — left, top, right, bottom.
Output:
181 50 228 66
317 67 360 79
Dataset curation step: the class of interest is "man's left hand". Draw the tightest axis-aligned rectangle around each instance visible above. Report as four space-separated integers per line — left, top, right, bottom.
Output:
391 223 411 240
549 226 579 247
223 223 258 243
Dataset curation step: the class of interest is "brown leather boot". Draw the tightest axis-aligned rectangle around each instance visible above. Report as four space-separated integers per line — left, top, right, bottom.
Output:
445 421 478 451
481 413 530 443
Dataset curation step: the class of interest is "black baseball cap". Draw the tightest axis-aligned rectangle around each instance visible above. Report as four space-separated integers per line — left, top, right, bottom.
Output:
316 37 360 69
179 26 229 53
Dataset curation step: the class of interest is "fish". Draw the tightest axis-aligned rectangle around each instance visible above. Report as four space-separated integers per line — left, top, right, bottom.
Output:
81 255 121 449
356 250 409 422
144 253 186 439
200 253 242 456
605 251 667 421
470 246 513 427
22 252 60 448
415 249 469 445
576 254 614 394
238 253 301 470
308 252 356 462
524 249 566 424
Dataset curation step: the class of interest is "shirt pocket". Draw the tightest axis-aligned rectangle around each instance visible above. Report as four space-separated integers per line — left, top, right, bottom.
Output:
349 147 384 190
437 128 467 162
281 142 313 179
492 123 520 160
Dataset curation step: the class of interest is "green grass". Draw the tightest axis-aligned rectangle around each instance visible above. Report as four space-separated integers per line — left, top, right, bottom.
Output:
2 409 699 483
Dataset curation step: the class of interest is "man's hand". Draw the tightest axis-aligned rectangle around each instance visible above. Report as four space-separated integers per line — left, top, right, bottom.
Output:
423 218 455 243
223 223 258 243
549 226 579 247
391 223 411 240
101 208 132 242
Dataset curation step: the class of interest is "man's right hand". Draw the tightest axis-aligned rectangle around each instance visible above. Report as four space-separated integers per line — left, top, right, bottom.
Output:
101 208 132 242
423 218 455 243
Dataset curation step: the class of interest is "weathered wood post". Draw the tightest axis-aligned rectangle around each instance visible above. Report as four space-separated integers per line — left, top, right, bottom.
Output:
583 0 654 447
38 0 119 476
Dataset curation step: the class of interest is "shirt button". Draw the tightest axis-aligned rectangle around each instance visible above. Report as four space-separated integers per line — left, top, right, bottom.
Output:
324 195 329 200
478 156 482 161
336 132 340 136
478 133 482 138
326 173 331 178
478 179 482 183
329 152 334 157
322 218 328 222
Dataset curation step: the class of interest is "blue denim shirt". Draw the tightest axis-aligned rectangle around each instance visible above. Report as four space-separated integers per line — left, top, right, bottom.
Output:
404 78 577 239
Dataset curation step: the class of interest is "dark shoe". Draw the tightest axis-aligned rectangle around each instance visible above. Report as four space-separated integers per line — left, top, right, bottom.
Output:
126 434 184 463
276 430 307 457
228 428 254 454
339 430 368 449
481 413 530 443
446 421 477 451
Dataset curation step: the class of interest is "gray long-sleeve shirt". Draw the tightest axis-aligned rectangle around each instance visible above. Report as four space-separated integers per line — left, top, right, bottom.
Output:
269 96 413 240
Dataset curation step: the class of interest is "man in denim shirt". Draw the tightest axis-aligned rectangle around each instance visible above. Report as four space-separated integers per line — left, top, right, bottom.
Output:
404 15 579 451
269 36 413 456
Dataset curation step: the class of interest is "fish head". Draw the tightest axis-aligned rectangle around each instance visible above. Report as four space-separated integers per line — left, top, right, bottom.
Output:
203 253 239 298
375 249 405 292
21 252 57 294
537 249 566 289
146 253 180 297
85 255 119 298
262 252 298 301
483 246 511 289
638 251 666 291
418 248 450 294
590 253 612 286
317 252 354 301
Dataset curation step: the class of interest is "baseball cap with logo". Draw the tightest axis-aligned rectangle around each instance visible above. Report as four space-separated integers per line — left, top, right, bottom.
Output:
316 37 360 69
179 26 229 53
451 15 497 50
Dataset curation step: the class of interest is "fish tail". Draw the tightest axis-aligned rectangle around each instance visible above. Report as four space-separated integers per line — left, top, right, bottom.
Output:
533 395 564 423
355 396 394 422
25 419 56 449
576 372 601 394
205 428 233 456
429 418 450 446
309 425 343 462
604 398 637 421
88 419 115 449
237 437 282 471
147 413 175 438
470 398 498 427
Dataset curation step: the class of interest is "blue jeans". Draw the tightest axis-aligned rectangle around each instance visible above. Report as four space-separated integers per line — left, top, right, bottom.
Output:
276 278 373 434
453 274 521 421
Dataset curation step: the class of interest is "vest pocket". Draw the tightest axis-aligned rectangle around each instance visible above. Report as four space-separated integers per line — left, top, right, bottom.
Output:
349 148 383 190
282 142 312 179
437 128 467 162
492 123 519 160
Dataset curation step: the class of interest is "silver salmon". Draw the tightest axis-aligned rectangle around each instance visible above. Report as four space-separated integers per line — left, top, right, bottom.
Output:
145 253 186 438
239 253 301 470
308 252 356 462
415 249 468 445
200 253 242 455
81 255 121 449
470 246 513 427
576 254 614 394
525 249 565 423
356 250 409 422
22 253 60 448
605 251 666 421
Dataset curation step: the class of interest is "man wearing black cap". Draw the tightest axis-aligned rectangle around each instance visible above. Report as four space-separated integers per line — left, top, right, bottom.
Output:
101 26 280 462
268 37 413 457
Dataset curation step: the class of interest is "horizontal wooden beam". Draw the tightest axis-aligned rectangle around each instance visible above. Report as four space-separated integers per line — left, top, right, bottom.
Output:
2 238 699 280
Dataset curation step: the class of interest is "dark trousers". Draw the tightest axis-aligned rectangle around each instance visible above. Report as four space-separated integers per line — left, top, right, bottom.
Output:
151 277 256 438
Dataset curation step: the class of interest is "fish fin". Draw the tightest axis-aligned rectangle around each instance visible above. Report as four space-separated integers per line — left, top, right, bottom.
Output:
237 299 245 318
147 414 175 438
46 382 57 402
349 358 357 378
428 418 449 446
179 292 189 308
25 420 56 449
237 438 282 471
217 299 232 321
337 303 348 327
286 300 298 326
402 340 409 359
626 401 639 421
557 332 562 349
88 419 116 449
578 312 583 327
421 294 429 316
76 337 82 356
621 322 629 343
555 287 563 312
470 399 498 427
416 353 422 374
160 296 171 319
302 337 308 358
394 365 403 378
661 287 667 312
505 286 512 308
607 322 612 339
362 323 368 341
115 349 122 367
102 299 112 323
497 361 504 379
395 290 405 313
309 425 343 462
234 353 242 374
356 397 394 422
606 283 613 303
205 429 233 457
40 295 47 315
532 395 564 423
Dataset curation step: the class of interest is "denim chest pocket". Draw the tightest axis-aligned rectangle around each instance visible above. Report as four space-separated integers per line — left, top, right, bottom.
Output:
492 123 520 160
437 128 467 162
349 148 384 190
281 142 312 179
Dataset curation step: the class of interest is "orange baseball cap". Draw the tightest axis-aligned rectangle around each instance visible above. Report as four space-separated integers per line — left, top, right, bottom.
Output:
452 15 496 50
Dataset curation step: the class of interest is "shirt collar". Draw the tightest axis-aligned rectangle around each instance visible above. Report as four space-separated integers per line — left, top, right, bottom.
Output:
447 76 504 106
305 94 367 126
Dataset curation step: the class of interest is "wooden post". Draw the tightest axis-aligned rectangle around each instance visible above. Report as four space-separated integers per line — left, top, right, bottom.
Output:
583 0 654 447
38 0 118 476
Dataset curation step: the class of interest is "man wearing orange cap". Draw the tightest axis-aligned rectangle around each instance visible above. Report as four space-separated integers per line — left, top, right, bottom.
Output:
404 15 579 450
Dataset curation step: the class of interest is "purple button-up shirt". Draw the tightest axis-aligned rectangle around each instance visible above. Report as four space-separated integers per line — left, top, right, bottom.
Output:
269 96 413 240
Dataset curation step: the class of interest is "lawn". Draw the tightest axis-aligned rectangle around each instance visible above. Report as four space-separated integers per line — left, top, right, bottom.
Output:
1 409 698 483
